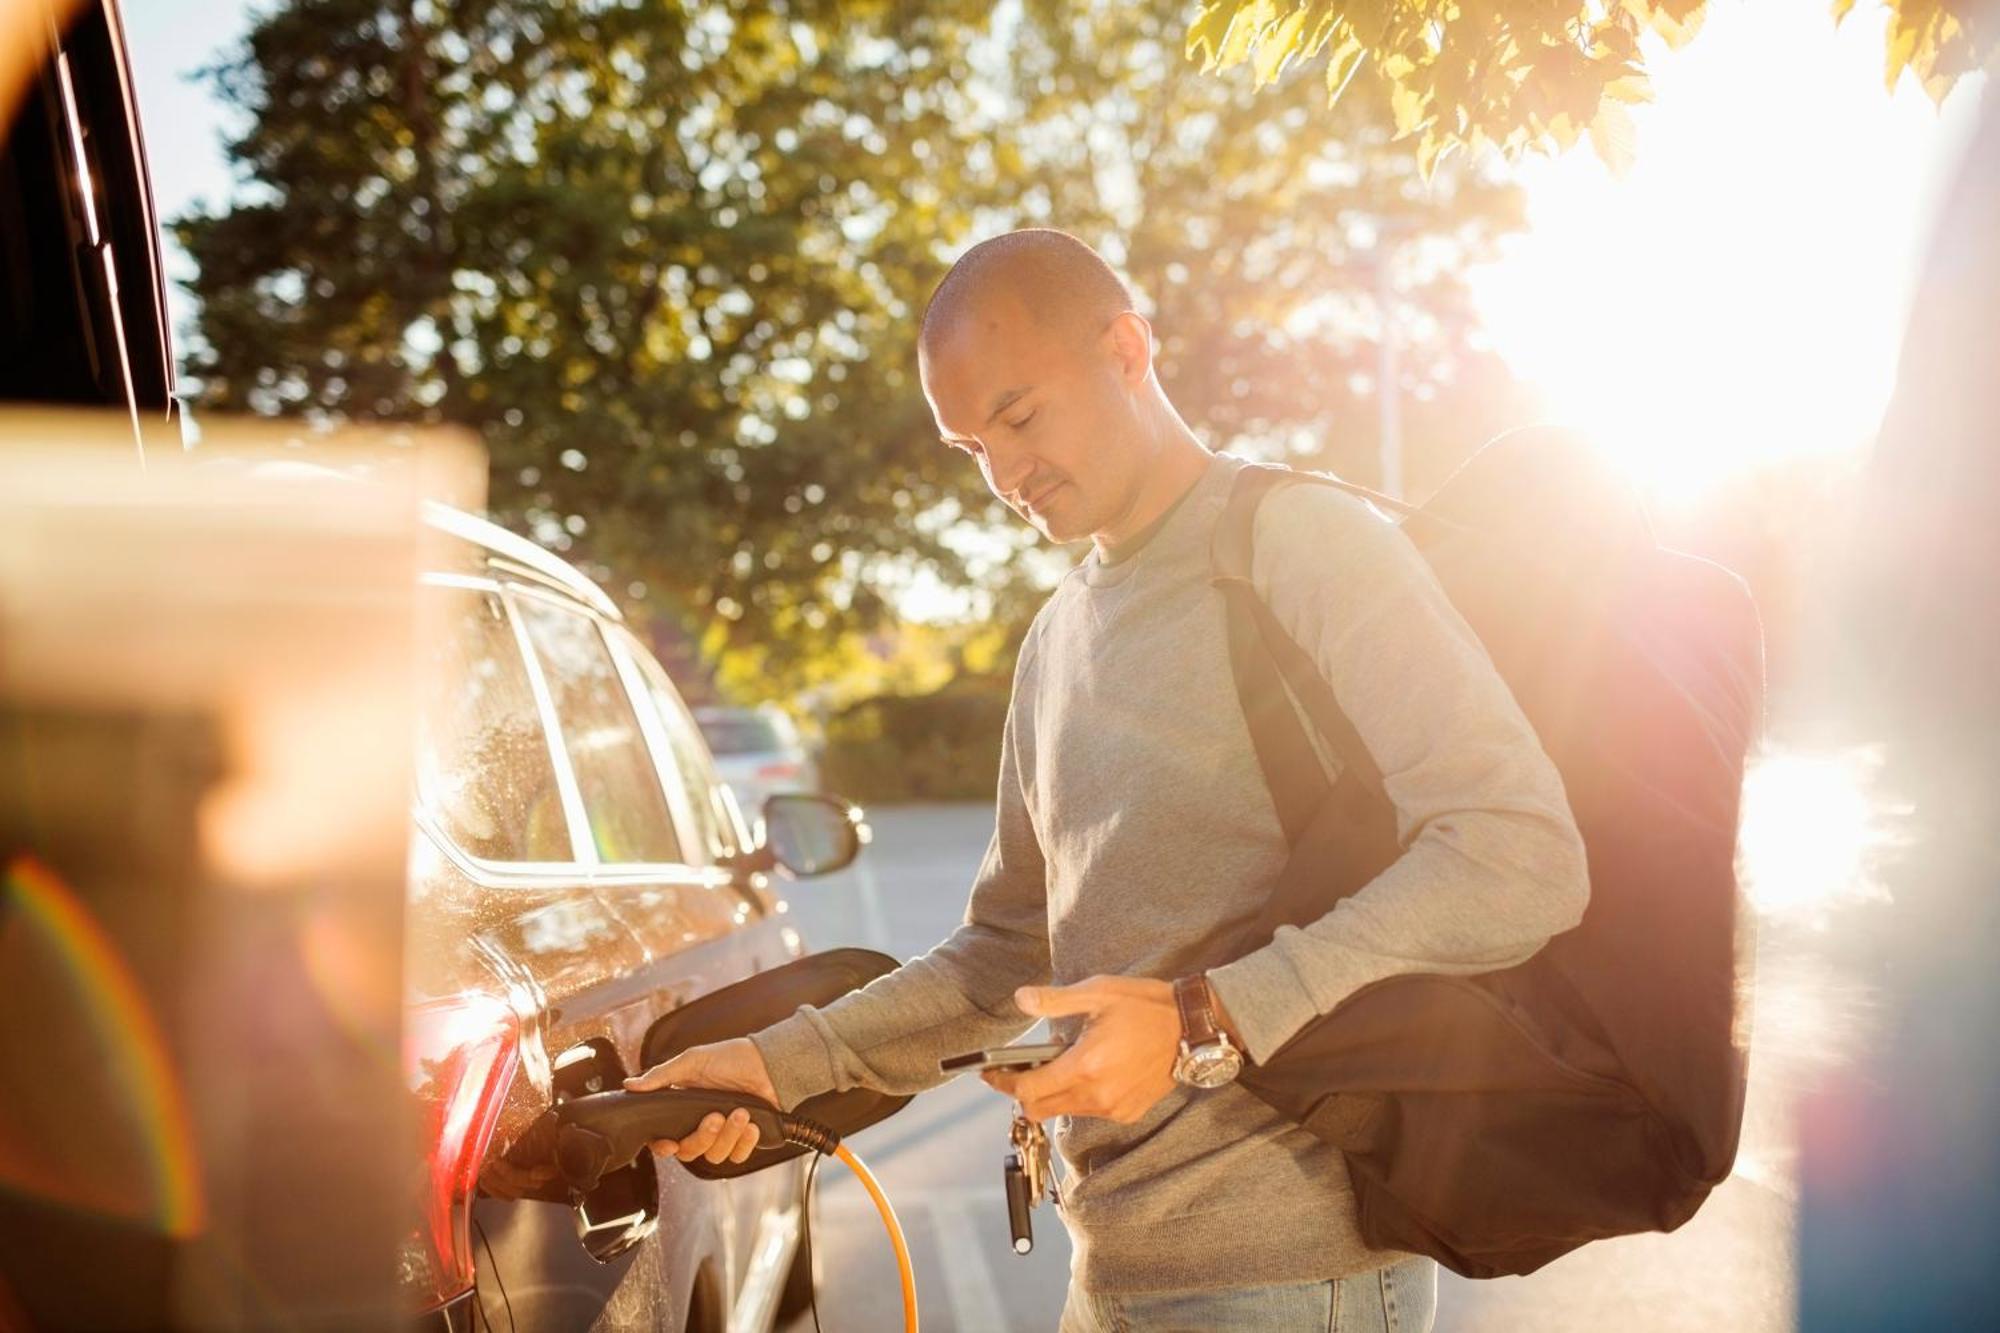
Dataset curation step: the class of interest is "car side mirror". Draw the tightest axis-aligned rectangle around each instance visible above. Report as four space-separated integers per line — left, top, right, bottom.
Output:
761 794 868 878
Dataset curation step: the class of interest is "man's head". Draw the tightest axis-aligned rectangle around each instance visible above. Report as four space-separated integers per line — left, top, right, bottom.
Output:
919 229 1177 545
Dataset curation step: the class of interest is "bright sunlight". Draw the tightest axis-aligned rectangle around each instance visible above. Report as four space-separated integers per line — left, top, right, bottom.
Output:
1470 0 1987 503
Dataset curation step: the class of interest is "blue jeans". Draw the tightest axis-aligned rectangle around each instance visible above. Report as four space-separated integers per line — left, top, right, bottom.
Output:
1057 1256 1437 1333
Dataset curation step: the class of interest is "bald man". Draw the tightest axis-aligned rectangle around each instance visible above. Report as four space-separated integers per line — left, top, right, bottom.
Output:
628 230 1588 1330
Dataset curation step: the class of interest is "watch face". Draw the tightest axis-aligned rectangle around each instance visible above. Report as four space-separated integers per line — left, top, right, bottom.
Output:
1175 1041 1243 1089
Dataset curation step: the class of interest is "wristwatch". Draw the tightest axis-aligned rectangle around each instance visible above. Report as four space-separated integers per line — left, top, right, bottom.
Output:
1170 974 1244 1089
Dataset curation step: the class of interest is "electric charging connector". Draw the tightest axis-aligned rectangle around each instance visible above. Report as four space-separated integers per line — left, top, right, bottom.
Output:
550 1088 918 1332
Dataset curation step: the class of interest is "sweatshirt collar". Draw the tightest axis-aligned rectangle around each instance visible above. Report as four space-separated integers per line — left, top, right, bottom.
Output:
1079 451 1239 589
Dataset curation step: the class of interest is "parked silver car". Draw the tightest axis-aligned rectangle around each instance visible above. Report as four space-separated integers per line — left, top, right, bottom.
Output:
694 705 820 827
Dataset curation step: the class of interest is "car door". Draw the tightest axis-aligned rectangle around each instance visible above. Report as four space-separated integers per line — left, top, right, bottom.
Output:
415 528 816 1333
607 626 811 1319
410 570 686 1329
507 586 802 1327
413 568 750 1330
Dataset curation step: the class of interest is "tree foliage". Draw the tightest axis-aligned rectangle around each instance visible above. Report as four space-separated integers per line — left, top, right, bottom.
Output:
179 0 1528 698
1186 0 1995 176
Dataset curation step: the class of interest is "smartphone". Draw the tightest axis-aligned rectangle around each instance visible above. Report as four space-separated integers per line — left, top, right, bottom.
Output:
939 1040 1071 1074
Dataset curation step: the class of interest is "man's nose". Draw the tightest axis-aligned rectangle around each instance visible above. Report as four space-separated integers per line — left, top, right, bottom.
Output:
983 441 1037 500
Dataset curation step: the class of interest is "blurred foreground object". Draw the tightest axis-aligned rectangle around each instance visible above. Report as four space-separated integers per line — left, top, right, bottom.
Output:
1793 92 2000 1329
0 414 479 1329
0 0 79 125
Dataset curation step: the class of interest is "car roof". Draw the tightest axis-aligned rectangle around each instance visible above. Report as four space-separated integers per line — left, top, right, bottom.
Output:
422 500 622 621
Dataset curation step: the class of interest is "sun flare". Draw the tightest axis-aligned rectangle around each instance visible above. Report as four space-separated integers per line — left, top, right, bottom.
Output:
1737 746 1908 919
1469 0 1986 503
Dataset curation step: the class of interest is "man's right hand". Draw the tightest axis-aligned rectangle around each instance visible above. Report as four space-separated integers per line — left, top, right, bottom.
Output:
622 1037 780 1167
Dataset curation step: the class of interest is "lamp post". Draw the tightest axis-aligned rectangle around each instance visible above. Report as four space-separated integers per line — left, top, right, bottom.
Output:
1375 245 1403 499
1368 216 1421 500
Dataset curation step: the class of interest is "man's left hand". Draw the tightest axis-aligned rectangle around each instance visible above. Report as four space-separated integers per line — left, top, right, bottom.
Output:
981 976 1180 1124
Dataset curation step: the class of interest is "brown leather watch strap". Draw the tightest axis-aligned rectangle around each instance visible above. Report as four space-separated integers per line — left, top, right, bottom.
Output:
1173 974 1223 1046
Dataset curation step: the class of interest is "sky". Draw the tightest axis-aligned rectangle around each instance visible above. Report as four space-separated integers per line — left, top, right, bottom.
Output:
123 0 1987 512
120 0 257 343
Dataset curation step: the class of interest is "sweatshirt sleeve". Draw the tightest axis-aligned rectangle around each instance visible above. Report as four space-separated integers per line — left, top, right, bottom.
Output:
1205 483 1590 1065
748 632 1053 1111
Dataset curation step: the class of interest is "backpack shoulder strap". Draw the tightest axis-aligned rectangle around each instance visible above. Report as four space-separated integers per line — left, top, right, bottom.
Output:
1211 463 1391 847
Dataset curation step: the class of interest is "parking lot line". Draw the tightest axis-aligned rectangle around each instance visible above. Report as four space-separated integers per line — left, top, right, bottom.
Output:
927 1193 1012 1333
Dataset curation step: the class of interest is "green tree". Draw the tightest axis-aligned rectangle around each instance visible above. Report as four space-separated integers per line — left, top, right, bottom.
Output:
179 0 1528 699
182 0 1002 673
1185 0 1995 176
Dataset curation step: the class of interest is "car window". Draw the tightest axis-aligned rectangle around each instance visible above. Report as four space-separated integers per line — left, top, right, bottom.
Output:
513 593 681 865
417 586 572 862
624 637 740 862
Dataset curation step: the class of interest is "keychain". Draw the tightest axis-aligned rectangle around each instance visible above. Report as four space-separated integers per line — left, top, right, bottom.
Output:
1004 1106 1058 1254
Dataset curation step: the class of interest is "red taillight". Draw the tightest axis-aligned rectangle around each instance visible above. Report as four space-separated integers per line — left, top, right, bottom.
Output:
755 762 802 781
401 994 519 1311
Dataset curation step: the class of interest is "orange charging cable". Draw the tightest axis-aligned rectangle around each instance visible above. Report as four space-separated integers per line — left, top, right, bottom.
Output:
833 1141 918 1333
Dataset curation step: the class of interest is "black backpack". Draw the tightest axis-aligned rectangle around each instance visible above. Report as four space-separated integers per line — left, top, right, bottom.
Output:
1209 427 1765 1279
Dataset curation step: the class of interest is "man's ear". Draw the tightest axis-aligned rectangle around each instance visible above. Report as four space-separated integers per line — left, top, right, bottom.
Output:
1104 311 1155 387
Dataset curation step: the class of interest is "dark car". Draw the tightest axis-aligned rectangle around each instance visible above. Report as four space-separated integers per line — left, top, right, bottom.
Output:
408 503 856 1331
0 0 178 453
2 5 854 1327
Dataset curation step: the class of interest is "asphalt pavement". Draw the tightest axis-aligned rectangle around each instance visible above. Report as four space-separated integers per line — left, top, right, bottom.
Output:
777 803 1810 1332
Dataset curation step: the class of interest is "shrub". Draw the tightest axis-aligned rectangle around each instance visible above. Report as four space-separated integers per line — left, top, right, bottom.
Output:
819 675 1009 804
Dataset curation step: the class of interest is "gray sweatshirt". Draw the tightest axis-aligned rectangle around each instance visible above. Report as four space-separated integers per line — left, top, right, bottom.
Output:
750 450 1589 1293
